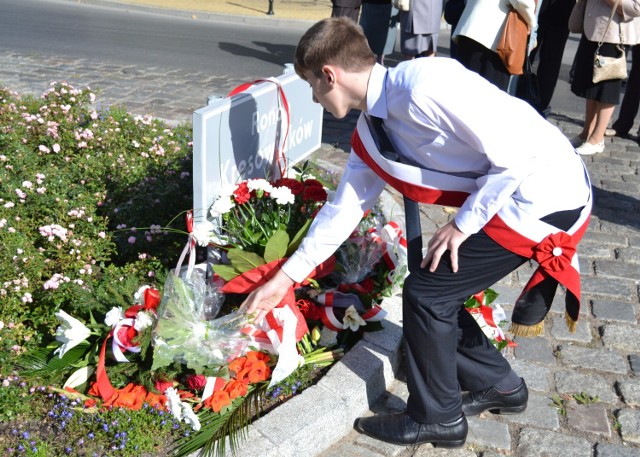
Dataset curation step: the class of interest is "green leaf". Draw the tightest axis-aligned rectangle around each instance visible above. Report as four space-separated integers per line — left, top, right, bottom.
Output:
18 342 92 377
483 288 499 305
264 229 289 263
286 217 312 256
212 263 241 281
227 248 265 273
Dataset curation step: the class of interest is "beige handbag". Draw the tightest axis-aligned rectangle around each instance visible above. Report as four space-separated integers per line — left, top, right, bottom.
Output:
393 0 410 11
592 0 628 84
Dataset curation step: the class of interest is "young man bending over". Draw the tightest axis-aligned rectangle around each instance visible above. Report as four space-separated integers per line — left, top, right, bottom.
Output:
241 17 591 448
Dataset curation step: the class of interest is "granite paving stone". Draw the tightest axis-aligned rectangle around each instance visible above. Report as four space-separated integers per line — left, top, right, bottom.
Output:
550 314 593 343
516 428 592 456
592 299 638 323
510 359 551 392
582 276 637 300
602 324 640 353
594 442 640 457
466 417 511 452
618 409 640 445
555 370 619 404
565 401 612 437
621 380 640 407
559 345 629 374
513 336 558 365
499 393 560 429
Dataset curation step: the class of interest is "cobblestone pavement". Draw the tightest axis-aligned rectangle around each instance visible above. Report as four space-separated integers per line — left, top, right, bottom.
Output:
3 2 640 456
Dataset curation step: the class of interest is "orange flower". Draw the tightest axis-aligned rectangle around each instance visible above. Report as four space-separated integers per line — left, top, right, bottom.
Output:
224 380 248 399
144 391 167 410
246 351 271 364
248 360 271 383
104 383 147 410
235 361 254 383
228 356 248 376
204 390 231 413
87 382 101 397
84 398 97 408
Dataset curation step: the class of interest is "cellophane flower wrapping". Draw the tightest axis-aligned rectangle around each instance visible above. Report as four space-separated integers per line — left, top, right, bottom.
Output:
152 267 251 373
330 213 386 285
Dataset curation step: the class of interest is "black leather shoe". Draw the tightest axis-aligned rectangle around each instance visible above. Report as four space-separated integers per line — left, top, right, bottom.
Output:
354 411 467 447
462 378 528 416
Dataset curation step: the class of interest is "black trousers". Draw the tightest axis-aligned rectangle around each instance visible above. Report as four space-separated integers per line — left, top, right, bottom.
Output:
402 208 581 424
612 44 640 136
529 19 571 110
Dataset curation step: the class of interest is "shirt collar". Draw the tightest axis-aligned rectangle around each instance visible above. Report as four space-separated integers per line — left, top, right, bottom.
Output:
366 63 388 120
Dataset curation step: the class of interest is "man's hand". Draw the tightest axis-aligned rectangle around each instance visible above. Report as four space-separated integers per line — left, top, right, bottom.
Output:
239 269 295 324
421 220 470 273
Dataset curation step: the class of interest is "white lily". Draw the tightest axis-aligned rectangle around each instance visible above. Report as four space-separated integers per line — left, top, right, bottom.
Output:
343 305 367 332
181 402 201 431
53 310 91 358
164 387 183 420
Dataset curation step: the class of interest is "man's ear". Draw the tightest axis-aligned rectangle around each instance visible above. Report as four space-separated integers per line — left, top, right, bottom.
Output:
321 65 338 85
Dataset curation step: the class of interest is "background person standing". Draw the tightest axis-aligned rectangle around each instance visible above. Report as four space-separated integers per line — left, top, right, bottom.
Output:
400 0 443 58
331 0 362 21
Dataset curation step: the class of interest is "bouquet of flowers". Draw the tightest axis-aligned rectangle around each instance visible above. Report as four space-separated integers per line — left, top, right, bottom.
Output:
464 288 516 352
20 167 409 457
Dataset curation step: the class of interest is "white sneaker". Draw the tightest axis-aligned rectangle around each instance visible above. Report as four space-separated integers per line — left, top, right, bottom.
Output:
575 141 605 155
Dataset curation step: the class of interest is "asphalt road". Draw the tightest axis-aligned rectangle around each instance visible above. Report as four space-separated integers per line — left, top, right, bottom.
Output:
0 0 307 80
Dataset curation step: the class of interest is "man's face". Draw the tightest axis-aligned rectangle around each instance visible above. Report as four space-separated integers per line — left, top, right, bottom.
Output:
303 68 349 119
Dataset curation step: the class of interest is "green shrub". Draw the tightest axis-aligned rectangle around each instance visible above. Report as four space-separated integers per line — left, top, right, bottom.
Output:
0 83 197 372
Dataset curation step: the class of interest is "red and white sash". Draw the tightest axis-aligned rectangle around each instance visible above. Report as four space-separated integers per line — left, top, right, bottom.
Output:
351 114 592 333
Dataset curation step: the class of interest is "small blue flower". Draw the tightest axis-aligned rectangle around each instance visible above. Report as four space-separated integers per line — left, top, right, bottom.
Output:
88 432 95 439
21 432 29 439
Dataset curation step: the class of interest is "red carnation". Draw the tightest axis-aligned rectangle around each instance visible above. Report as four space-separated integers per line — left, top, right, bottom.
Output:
302 185 327 203
297 298 323 321
233 182 251 204
274 178 304 195
303 178 324 188
184 374 207 391
154 379 175 393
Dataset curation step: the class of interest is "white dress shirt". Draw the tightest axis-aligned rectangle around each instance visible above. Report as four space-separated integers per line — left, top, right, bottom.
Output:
282 58 590 283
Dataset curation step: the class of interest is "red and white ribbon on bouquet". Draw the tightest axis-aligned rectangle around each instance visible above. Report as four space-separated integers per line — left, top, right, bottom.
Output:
467 304 510 346
316 290 387 332
368 221 408 282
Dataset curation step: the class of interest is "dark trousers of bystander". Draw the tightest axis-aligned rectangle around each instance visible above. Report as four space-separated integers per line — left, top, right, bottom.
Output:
612 45 640 137
528 0 573 113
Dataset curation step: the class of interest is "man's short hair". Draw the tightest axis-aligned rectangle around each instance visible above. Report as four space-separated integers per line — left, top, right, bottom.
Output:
294 17 376 79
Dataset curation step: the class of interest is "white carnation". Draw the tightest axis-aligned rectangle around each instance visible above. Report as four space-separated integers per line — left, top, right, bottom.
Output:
270 186 295 205
104 307 124 327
